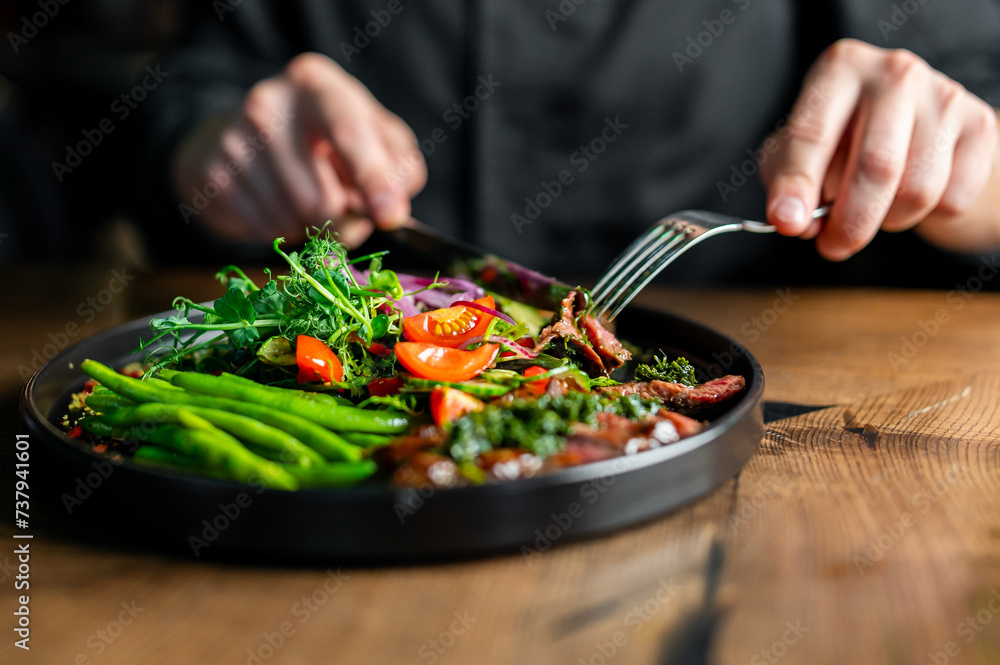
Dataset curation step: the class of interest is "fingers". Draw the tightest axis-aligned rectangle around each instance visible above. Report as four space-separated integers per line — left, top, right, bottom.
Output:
285 53 414 230
763 53 865 234
379 111 428 197
220 125 298 239
937 100 999 216
819 83 915 260
173 114 276 242
879 78 964 233
241 79 324 238
173 52 426 245
336 214 376 248
821 120 853 204
763 39 998 261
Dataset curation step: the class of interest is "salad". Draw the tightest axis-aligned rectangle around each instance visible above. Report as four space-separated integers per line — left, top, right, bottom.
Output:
64 228 746 491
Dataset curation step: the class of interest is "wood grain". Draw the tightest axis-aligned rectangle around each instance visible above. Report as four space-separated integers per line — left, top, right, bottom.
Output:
715 372 1000 665
4 267 1000 664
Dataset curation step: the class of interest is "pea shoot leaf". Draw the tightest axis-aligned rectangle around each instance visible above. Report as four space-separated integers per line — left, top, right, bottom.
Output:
330 270 350 297
371 313 389 339
249 280 283 316
149 315 190 330
214 287 257 325
227 325 260 349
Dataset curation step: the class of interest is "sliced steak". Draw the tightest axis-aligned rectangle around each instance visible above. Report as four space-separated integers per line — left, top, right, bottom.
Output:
533 291 582 350
534 291 607 372
545 409 705 470
596 375 746 415
581 315 630 371
656 409 705 438
546 439 619 468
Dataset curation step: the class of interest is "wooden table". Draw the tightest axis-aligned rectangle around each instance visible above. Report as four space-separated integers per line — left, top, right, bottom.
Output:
4 266 1000 665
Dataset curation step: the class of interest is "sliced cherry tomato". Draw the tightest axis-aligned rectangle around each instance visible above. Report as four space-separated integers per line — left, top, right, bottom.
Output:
368 377 403 397
348 333 393 358
395 342 499 382
522 365 550 397
366 342 391 357
430 386 486 426
295 334 344 384
402 295 496 348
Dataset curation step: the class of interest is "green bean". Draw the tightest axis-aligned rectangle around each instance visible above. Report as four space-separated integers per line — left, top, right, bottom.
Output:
146 377 184 390
79 417 118 438
178 370 354 407
97 402 324 467
134 445 242 481
164 369 412 434
85 392 136 412
132 446 231 479
282 460 378 489
82 360 362 462
80 415 298 490
340 431 393 448
134 446 202 468
158 368 351 408
240 443 288 462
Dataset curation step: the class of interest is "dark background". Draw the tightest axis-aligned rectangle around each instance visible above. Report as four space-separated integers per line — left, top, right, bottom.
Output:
0 0 994 291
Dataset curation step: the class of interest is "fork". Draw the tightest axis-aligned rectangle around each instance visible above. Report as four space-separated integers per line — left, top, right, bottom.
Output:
590 205 830 321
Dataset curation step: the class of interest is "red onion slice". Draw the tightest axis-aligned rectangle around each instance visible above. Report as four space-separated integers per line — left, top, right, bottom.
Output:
451 300 516 326
459 335 538 358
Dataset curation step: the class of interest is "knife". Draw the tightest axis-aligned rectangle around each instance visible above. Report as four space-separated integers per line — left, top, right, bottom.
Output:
388 218 577 310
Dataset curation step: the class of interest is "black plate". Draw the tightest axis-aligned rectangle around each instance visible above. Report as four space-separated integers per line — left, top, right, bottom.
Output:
20 305 763 563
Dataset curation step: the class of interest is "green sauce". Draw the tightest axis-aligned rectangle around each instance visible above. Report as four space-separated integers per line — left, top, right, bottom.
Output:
447 391 662 462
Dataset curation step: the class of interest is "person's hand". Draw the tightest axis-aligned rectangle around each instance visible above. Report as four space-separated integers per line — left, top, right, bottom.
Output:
761 39 999 260
172 52 426 247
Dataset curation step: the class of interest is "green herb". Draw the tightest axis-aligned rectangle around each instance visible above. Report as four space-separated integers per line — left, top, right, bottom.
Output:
446 391 663 462
141 226 410 390
634 355 698 386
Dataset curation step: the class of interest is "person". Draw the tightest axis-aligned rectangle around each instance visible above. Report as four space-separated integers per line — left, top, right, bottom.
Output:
135 0 1000 284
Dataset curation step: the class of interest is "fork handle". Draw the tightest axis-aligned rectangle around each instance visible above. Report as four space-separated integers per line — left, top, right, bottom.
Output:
742 205 830 233
742 221 778 233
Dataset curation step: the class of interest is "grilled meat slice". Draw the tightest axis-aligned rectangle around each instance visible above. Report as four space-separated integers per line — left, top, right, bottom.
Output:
545 409 704 469
534 291 603 368
581 315 630 371
533 290 630 376
596 375 745 416
369 425 465 488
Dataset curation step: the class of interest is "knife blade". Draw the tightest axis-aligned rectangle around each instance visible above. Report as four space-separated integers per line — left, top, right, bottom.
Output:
388 218 577 310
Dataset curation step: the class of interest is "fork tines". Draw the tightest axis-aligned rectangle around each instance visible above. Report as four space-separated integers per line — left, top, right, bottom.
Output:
591 220 698 321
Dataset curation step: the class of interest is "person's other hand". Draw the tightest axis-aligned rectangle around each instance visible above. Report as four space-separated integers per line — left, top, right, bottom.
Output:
761 39 999 260
172 52 426 247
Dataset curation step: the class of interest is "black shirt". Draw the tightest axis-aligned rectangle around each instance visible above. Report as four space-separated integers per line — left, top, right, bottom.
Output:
136 0 1000 285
